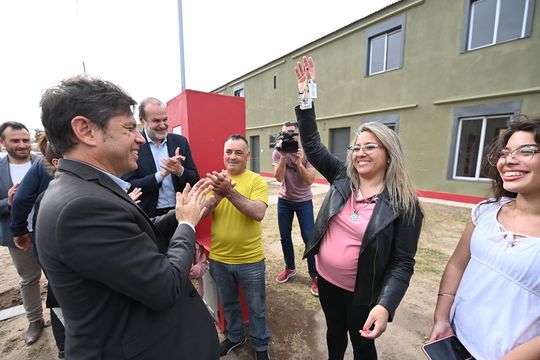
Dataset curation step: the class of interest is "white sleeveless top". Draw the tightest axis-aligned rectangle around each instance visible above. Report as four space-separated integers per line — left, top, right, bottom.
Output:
450 198 540 360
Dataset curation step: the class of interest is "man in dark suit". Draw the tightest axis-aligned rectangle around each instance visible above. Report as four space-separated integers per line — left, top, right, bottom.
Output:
123 98 199 217
36 76 219 359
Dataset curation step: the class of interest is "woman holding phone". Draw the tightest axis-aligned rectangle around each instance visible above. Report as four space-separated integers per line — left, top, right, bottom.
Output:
429 115 540 360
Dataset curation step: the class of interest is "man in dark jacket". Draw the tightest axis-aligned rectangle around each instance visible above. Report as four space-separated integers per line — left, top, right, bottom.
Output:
36 76 218 359
123 97 199 217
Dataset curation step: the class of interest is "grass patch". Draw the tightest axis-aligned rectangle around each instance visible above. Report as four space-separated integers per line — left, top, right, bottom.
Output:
414 247 450 277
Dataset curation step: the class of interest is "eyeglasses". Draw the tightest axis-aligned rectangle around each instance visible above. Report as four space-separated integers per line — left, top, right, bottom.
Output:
348 144 384 154
487 144 540 166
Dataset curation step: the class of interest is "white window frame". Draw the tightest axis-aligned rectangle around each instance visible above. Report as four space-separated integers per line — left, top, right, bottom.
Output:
449 101 521 180
369 29 401 75
452 117 487 181
452 115 511 181
466 0 532 51
233 83 244 97
364 14 406 77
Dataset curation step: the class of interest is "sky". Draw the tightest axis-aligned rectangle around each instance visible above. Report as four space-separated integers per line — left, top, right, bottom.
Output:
0 0 397 133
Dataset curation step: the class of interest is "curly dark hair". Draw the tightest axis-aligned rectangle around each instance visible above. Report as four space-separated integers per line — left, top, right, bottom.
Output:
40 75 136 154
481 114 540 200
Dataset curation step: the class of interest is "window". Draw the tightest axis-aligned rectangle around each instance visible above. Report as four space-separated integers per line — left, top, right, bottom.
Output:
269 134 277 149
330 127 351 162
453 115 510 180
273 75 277 90
365 15 405 76
465 0 534 51
369 29 402 75
250 135 260 173
362 114 400 132
233 83 244 97
450 101 521 180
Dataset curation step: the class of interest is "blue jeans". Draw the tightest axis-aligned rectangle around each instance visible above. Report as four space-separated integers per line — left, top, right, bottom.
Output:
209 260 271 351
277 198 316 278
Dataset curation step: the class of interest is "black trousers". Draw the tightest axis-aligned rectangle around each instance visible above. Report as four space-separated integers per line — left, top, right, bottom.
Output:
50 307 65 352
318 275 377 360
154 207 175 216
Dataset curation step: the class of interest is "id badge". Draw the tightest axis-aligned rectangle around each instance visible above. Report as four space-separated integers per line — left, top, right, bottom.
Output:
308 80 317 99
299 92 313 109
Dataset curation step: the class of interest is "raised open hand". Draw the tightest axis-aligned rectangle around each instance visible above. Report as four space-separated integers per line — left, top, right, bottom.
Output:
294 56 316 93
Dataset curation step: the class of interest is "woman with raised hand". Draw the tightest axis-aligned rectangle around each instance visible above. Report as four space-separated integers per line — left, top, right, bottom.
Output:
429 115 540 360
293 56 423 360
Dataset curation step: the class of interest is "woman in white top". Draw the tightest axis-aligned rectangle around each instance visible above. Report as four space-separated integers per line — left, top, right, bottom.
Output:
429 115 540 360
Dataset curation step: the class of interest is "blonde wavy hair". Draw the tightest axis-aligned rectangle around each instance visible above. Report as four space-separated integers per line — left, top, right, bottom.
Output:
346 122 420 221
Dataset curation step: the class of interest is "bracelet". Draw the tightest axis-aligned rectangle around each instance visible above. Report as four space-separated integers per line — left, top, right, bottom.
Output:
437 293 455 297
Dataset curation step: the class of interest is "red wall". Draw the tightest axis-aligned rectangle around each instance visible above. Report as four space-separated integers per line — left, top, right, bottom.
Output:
167 90 246 249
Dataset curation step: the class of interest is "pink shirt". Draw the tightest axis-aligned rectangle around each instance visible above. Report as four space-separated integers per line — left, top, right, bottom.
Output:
316 193 375 292
272 149 313 202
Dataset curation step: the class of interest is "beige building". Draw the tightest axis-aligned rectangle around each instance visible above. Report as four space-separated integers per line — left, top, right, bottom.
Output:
212 0 540 201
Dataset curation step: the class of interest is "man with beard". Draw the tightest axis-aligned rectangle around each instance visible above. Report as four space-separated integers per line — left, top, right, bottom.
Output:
0 121 44 345
123 97 199 217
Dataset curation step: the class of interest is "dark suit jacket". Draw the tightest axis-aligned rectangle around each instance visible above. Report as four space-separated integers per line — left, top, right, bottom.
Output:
36 159 218 360
0 154 39 247
123 131 199 217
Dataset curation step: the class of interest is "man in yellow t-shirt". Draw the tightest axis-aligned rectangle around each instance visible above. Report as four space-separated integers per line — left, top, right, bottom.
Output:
206 134 271 360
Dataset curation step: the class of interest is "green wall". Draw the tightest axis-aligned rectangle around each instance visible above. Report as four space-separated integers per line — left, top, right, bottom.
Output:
216 0 540 197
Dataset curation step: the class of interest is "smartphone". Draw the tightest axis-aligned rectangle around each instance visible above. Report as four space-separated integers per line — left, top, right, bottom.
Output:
421 335 473 360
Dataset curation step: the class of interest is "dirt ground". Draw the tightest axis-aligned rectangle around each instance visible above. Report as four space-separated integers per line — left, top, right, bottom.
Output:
0 182 471 359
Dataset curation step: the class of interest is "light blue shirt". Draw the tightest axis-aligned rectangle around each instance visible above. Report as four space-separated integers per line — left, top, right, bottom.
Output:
88 163 131 192
146 132 177 209
86 161 195 232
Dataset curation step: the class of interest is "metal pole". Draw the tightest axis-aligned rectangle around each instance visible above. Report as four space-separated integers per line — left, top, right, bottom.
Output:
75 0 87 74
178 0 186 91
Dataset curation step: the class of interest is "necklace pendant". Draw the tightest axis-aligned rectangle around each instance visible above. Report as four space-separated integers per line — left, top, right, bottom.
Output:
350 212 359 222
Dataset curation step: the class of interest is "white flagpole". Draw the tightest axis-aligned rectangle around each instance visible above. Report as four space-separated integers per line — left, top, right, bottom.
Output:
178 0 186 91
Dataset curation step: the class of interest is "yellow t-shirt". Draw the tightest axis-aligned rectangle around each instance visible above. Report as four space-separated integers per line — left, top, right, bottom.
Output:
209 170 268 264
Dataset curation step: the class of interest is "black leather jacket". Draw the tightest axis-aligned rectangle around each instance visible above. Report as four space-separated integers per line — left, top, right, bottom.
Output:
295 105 423 320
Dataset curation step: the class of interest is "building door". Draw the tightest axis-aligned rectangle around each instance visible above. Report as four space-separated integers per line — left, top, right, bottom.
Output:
330 127 350 162
250 135 260 173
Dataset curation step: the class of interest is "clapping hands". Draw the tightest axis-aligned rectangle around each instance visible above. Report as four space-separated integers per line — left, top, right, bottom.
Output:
205 170 236 197
160 147 185 178
175 179 213 226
